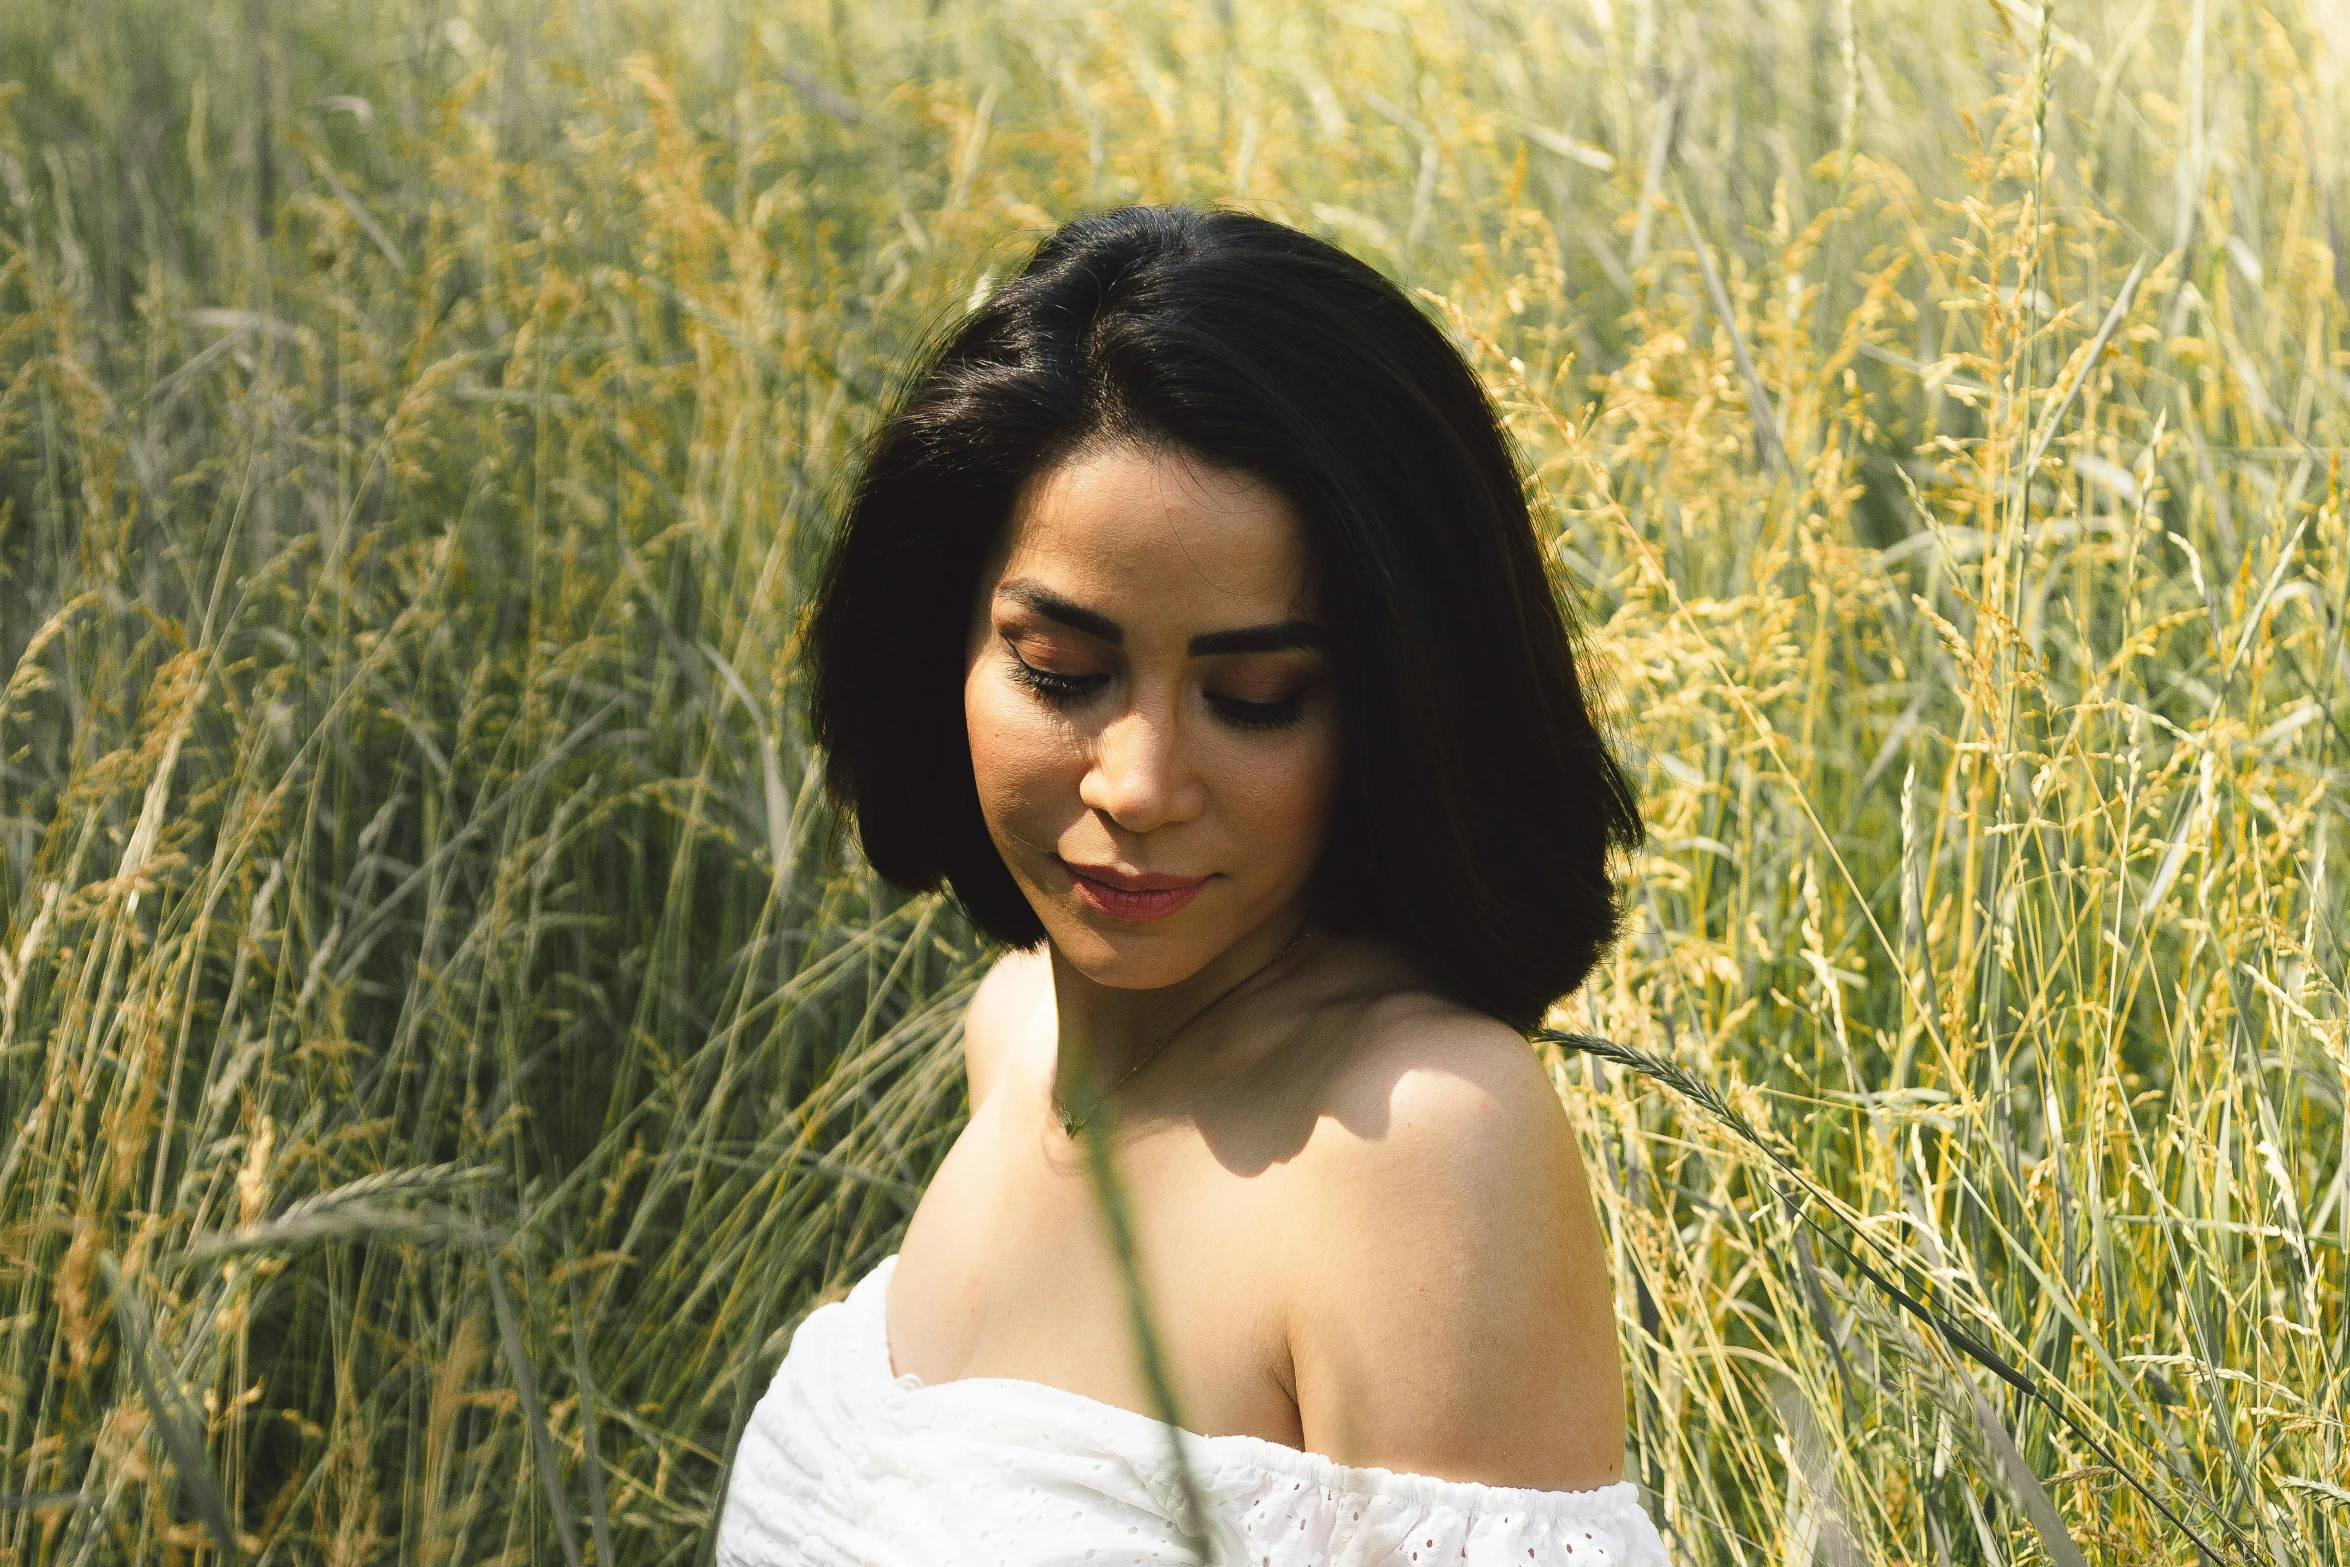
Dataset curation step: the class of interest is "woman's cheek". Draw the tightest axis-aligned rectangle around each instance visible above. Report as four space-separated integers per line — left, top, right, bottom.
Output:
1220 724 1341 888
965 673 1073 859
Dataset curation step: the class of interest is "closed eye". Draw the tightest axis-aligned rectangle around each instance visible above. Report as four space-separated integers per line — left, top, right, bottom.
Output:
1206 689 1312 731
1006 647 1109 706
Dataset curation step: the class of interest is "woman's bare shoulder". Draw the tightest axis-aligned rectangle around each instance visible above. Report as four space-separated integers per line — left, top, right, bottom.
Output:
1278 991 1625 1490
961 947 1051 1110
1309 990 1562 1139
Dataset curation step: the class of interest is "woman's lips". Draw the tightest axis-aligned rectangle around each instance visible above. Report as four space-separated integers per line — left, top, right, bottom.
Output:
1061 862 1209 922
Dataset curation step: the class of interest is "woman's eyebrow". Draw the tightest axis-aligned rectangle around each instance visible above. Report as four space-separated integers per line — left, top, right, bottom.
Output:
1188 621 1326 656
995 578 1324 655
997 579 1123 643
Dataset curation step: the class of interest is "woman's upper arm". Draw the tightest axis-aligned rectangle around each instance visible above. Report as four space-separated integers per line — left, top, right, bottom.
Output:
960 948 1050 1111
1284 1014 1625 1492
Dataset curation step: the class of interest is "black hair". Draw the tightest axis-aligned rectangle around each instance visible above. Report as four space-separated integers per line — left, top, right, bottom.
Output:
808 204 1641 1031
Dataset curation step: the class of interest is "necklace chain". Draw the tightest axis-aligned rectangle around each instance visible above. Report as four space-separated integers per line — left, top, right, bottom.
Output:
1056 923 1316 1138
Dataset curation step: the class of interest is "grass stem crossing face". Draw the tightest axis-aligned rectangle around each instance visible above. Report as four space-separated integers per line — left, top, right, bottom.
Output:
963 443 1340 989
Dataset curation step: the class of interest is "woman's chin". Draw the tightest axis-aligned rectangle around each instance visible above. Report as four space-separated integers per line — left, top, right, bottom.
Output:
1046 921 1220 992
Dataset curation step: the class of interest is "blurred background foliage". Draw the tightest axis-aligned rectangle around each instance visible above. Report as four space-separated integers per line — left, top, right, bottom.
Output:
0 0 2344 1563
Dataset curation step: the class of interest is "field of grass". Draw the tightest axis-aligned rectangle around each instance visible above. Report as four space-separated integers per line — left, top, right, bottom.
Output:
2 0 2346 1562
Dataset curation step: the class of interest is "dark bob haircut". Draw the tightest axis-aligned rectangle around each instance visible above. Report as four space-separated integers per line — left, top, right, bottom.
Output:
809 205 1641 1031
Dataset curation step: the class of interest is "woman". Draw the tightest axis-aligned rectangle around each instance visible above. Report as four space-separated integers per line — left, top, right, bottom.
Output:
718 205 1664 1565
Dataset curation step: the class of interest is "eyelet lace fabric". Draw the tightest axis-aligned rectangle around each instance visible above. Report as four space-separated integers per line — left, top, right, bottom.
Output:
716 1255 1671 1567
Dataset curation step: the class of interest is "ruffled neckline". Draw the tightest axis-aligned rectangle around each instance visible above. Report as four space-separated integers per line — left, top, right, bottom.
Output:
858 1252 1647 1522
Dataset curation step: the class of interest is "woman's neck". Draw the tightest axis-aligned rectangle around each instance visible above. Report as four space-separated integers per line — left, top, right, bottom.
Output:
1047 903 1317 1109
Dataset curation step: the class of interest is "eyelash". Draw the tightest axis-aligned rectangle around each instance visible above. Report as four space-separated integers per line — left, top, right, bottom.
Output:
1005 656 1107 706
1206 692 1309 731
1005 650 1312 732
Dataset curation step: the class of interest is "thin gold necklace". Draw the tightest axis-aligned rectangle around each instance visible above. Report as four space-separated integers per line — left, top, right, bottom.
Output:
1055 923 1317 1138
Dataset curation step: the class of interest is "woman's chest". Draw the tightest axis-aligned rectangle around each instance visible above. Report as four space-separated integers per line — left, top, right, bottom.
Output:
888 1094 1310 1447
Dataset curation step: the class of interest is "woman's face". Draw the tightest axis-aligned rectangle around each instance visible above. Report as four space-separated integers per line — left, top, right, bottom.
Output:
964 442 1341 991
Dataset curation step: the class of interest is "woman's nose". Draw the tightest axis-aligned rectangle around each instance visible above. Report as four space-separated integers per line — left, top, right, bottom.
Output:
1079 706 1202 833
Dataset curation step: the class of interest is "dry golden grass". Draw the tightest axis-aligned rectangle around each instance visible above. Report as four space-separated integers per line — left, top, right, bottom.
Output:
1 1 2343 1563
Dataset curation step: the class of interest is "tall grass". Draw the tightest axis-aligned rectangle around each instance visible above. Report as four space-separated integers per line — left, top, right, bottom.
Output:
1 1 2343 1563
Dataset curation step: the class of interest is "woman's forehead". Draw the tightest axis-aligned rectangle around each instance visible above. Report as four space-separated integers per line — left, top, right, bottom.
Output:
995 444 1320 627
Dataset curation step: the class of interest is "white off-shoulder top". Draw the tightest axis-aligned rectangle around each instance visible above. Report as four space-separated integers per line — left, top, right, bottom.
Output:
715 1254 1670 1567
